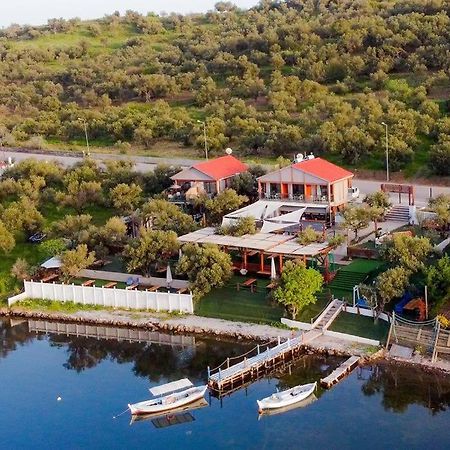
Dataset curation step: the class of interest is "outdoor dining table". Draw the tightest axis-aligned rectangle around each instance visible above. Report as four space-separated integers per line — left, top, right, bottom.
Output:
237 278 257 293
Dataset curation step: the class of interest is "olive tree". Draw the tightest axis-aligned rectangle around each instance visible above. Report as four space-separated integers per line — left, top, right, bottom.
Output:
273 261 323 319
60 244 96 282
109 183 142 214
177 243 232 300
124 229 179 277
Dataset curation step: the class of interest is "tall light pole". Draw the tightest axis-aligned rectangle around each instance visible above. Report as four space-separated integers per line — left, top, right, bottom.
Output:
197 119 208 160
78 118 90 157
381 121 389 182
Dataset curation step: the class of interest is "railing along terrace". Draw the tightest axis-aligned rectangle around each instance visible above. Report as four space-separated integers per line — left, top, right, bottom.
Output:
263 193 333 203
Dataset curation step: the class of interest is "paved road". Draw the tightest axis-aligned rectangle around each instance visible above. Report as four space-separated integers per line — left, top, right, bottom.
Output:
353 179 450 206
3 148 450 205
2 148 196 172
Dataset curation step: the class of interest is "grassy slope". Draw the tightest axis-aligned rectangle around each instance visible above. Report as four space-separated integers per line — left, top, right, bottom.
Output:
4 21 449 175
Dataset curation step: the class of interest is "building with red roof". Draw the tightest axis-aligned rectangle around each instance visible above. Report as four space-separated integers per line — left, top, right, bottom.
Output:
257 156 354 214
171 155 248 195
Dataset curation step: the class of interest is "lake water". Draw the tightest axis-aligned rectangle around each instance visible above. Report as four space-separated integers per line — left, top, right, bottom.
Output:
1 317 450 450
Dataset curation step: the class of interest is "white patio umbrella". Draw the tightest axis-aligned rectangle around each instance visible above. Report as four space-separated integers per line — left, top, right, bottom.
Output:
270 257 277 280
166 264 173 288
178 248 183 262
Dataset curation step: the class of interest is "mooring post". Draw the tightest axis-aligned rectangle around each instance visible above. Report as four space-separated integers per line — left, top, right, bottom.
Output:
207 366 210 378
257 344 260 354
287 337 290 348
218 368 222 381
277 336 281 345
227 357 230 368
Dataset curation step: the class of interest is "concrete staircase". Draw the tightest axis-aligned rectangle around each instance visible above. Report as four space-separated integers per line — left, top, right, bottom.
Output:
384 205 410 222
312 299 344 331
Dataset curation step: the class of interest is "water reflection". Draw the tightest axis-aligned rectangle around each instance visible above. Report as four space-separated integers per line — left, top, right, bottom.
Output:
359 363 450 414
2 317 450 419
0 318 253 384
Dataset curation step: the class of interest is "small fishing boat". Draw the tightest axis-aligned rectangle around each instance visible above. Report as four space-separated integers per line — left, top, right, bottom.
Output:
257 382 317 413
129 398 208 425
258 394 317 418
128 378 208 416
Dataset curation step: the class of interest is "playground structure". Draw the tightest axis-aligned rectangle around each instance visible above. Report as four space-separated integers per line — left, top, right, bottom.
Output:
385 313 450 362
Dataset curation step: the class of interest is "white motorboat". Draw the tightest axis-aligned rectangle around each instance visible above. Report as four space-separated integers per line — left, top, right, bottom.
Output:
128 378 208 416
257 382 317 412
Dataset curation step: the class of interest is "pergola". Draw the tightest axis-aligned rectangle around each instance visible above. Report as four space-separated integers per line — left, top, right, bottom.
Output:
178 228 332 276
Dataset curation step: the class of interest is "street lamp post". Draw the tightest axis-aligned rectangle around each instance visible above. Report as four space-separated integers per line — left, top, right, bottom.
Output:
78 118 90 157
381 121 389 182
197 120 208 160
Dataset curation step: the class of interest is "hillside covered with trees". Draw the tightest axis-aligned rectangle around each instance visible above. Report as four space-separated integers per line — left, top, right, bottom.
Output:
0 0 449 176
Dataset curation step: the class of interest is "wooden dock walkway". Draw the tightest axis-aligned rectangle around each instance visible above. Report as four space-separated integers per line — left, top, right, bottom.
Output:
320 356 360 388
208 336 307 391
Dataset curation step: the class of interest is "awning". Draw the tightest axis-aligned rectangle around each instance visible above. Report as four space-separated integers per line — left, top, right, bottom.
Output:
150 378 193 396
40 257 62 269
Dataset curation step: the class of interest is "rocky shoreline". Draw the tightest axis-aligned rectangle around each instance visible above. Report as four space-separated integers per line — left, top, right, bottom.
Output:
2 306 450 375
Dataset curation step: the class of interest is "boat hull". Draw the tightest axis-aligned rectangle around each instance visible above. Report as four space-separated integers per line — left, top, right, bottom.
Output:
257 382 317 412
129 386 208 416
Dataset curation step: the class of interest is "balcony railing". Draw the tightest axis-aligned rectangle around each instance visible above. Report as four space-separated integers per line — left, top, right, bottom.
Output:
261 193 334 203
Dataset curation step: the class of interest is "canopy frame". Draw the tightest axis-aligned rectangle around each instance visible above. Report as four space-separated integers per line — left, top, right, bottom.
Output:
149 378 193 397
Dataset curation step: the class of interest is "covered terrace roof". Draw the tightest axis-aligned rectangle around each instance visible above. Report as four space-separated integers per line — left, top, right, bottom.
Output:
178 227 330 257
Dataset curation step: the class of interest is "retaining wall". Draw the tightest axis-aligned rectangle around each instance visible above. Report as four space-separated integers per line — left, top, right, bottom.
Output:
8 280 194 314
281 317 312 331
323 329 380 346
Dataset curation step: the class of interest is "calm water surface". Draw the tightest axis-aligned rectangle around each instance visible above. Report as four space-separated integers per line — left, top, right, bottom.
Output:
1 318 450 450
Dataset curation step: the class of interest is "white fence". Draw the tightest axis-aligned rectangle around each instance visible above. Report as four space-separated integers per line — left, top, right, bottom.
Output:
8 280 194 314
343 305 391 323
78 269 189 289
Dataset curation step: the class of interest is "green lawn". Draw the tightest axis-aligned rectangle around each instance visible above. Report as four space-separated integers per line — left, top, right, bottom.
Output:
330 312 389 343
340 259 385 274
40 203 114 227
0 238 48 303
295 292 330 323
195 275 284 324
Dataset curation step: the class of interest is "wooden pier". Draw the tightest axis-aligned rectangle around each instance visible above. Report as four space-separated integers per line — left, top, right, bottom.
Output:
208 336 305 392
320 356 360 388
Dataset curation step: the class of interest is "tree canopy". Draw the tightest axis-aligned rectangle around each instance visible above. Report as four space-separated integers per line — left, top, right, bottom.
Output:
177 243 232 300
273 261 323 319
0 2 447 174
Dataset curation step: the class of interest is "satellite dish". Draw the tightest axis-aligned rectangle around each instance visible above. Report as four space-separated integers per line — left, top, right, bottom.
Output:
295 153 304 163
225 148 233 155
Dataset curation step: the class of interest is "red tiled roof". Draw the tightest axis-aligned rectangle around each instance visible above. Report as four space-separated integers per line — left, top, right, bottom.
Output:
292 157 353 182
192 155 248 180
